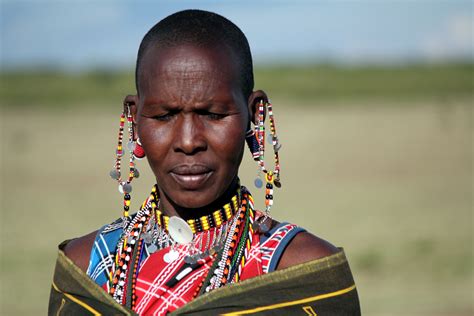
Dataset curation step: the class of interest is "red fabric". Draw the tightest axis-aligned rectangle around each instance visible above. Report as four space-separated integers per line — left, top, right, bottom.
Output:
99 215 299 315
132 231 263 315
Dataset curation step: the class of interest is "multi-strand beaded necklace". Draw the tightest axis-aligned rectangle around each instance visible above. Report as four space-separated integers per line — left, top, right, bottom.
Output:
108 184 255 308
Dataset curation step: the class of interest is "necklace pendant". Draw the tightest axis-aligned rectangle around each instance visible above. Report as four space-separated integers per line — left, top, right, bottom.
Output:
253 220 269 233
142 232 153 244
147 244 158 254
184 254 198 264
168 216 194 244
211 243 223 255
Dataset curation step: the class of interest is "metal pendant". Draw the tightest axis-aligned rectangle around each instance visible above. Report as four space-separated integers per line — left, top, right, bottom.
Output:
147 244 158 254
252 220 269 233
168 216 193 244
184 254 198 264
142 232 153 244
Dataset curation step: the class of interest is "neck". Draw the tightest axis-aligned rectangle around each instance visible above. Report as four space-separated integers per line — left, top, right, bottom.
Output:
157 176 240 221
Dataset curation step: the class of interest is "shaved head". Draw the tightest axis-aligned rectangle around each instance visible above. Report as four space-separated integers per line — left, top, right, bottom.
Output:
135 9 254 100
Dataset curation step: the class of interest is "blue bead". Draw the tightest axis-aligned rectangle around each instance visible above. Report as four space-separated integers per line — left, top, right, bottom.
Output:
254 178 263 188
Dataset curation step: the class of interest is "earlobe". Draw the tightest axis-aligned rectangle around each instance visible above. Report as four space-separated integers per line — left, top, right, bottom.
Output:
247 90 268 126
123 95 139 124
123 95 139 140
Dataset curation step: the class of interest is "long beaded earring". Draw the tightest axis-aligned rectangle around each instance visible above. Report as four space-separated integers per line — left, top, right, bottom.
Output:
109 103 141 217
246 99 281 232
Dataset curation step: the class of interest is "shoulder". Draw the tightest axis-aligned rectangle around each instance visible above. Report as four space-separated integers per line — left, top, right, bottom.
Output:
63 213 139 273
63 230 98 273
275 224 339 270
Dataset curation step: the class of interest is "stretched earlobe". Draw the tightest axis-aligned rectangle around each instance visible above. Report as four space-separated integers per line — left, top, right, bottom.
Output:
109 95 142 218
245 95 282 233
247 90 268 126
123 94 139 125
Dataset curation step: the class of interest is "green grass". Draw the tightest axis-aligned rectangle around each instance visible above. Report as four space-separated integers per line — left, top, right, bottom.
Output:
1 98 472 315
1 63 472 108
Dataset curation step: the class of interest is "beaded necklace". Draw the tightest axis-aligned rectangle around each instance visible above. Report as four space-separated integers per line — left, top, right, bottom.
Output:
151 187 241 234
109 184 255 308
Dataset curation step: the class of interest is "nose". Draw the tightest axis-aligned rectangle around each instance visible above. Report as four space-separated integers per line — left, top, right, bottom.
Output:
173 114 207 155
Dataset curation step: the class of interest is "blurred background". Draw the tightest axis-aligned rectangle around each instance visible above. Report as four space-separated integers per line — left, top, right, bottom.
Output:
0 1 472 315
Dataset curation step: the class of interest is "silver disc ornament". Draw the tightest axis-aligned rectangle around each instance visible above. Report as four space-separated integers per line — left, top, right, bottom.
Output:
168 216 194 244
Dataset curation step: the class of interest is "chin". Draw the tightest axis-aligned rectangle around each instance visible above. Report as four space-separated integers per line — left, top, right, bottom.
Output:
172 191 216 209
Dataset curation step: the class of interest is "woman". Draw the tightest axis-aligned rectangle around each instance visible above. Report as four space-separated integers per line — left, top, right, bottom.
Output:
49 10 360 315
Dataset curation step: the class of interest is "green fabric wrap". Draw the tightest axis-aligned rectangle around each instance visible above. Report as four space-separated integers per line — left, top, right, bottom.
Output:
49 241 360 315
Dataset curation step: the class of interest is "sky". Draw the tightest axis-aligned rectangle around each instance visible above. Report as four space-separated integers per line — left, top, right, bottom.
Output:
1 0 472 70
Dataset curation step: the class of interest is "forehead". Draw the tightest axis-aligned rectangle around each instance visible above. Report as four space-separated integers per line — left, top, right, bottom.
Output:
138 43 240 97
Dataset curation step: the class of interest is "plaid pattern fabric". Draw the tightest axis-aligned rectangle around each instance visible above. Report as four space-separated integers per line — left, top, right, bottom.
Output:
85 215 304 315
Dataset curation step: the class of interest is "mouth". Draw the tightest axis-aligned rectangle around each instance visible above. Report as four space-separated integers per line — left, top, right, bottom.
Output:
170 164 214 190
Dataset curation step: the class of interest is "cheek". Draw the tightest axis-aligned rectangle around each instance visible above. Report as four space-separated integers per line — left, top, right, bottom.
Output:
137 121 170 167
209 120 246 165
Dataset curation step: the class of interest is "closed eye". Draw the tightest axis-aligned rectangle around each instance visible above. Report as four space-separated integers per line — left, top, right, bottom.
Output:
196 109 228 120
153 110 178 121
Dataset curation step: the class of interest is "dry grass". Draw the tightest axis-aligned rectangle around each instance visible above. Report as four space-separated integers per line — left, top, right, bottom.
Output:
0 98 472 315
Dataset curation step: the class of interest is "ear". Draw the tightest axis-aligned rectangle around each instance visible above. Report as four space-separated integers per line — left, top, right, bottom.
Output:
247 90 268 127
123 94 139 139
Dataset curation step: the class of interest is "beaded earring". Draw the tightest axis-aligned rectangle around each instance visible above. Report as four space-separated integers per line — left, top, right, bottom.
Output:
109 103 141 217
246 99 281 232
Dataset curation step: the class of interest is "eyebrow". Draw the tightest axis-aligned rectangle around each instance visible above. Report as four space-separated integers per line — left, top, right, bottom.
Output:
144 100 237 112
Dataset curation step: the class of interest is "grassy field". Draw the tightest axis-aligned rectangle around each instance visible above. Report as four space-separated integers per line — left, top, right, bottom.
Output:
0 65 472 315
1 63 472 108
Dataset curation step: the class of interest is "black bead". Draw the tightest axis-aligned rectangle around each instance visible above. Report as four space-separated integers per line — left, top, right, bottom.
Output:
124 194 131 200
266 183 272 189
124 205 130 211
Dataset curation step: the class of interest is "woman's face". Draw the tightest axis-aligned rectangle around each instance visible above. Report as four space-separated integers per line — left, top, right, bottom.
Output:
135 44 249 210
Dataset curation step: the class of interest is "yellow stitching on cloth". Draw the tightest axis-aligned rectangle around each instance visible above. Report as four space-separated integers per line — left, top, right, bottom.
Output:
52 282 101 315
221 284 356 315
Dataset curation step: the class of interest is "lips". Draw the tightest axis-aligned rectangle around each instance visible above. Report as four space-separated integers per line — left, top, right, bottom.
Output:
170 164 213 189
